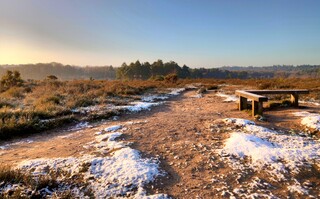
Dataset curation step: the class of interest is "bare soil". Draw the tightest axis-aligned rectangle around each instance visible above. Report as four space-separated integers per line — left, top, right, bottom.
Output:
1 85 319 198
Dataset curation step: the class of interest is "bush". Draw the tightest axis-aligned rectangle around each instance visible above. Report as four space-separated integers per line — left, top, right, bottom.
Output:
2 87 25 98
0 166 26 184
0 70 23 91
164 74 178 84
150 75 164 81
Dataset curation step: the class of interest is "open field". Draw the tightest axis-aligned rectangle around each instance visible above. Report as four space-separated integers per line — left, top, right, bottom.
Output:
0 79 320 198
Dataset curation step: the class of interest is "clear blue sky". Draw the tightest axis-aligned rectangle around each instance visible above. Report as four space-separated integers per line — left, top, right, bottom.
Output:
0 0 320 67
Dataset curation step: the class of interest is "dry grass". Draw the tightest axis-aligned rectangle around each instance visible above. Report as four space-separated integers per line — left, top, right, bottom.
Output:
0 165 93 198
0 78 319 140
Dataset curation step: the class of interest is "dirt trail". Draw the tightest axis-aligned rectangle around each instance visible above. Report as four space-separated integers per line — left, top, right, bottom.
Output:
0 85 319 198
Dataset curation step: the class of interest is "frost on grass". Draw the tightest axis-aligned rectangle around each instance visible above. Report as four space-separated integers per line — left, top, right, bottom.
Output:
0 139 34 150
190 93 203 98
115 101 162 113
68 121 93 131
141 88 186 102
167 88 185 96
299 100 320 106
223 118 255 127
293 111 320 131
221 118 320 181
217 117 320 198
105 124 122 132
141 95 169 102
216 92 238 102
16 124 169 198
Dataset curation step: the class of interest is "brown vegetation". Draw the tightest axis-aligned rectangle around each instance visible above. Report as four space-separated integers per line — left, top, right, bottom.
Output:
1 73 319 140
0 165 92 198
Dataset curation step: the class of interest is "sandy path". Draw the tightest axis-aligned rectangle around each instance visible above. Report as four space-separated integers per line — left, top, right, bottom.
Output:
0 86 319 198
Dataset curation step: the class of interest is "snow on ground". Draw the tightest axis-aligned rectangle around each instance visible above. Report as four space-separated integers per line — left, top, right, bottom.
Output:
141 95 169 102
220 118 320 181
105 124 122 132
17 123 169 198
300 100 320 106
115 101 163 112
293 111 320 131
216 92 238 102
191 93 203 98
68 121 93 131
0 139 34 150
140 88 186 102
223 118 255 127
167 88 186 96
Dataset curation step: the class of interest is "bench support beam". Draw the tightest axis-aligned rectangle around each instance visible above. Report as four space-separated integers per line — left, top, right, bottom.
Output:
252 101 263 116
239 96 248 110
291 94 299 107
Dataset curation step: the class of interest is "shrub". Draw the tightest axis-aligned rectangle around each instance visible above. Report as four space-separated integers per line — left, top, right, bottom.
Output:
0 70 23 91
164 74 178 84
2 87 25 98
150 75 164 81
0 166 26 184
46 75 58 81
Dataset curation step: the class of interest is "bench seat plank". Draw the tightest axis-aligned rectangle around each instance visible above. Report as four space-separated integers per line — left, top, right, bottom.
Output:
235 90 268 102
245 89 309 95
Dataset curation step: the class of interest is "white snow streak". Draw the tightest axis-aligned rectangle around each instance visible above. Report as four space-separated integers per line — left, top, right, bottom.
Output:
293 111 320 131
18 124 169 198
221 118 320 180
216 92 238 102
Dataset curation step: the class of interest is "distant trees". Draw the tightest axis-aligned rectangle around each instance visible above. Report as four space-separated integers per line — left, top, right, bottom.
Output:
1 62 319 81
116 59 192 80
0 63 116 80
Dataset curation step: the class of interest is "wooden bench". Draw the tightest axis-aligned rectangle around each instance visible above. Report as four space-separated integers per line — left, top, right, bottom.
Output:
235 89 309 116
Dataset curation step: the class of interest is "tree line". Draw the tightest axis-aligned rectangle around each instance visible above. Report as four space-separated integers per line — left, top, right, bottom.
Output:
1 61 319 80
0 62 116 80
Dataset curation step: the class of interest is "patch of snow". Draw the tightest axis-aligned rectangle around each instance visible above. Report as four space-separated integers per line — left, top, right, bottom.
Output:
126 120 148 125
185 84 199 89
0 145 9 150
17 122 168 198
293 111 320 131
287 180 309 195
191 94 203 98
95 132 125 152
299 100 320 106
116 102 162 112
301 115 320 131
221 118 320 180
292 111 317 117
141 95 169 102
87 147 164 198
167 88 185 96
96 132 123 142
69 122 93 131
0 139 34 150
105 125 122 132
223 118 255 127
216 92 238 102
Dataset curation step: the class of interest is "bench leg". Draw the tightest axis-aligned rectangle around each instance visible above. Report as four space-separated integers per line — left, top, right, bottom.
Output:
239 96 248 110
252 101 263 116
291 94 299 107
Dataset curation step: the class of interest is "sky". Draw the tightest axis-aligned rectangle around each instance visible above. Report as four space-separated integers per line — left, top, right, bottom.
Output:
0 0 320 67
